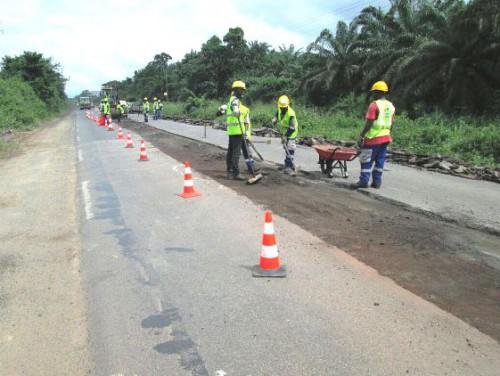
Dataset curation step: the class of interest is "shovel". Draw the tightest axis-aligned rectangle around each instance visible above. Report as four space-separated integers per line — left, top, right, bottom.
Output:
238 119 263 185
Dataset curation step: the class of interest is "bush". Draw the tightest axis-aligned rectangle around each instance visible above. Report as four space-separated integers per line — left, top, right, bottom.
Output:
0 77 49 130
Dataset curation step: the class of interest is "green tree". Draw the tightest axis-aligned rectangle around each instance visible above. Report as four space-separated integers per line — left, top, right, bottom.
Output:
1 51 67 110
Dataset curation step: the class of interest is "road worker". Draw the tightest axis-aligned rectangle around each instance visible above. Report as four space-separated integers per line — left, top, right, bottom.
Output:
116 102 124 123
218 80 247 180
351 80 395 189
152 97 159 120
272 95 298 175
158 99 163 118
142 97 150 123
102 97 111 126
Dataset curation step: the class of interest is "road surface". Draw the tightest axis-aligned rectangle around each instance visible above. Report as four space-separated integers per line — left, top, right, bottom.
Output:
1 111 499 375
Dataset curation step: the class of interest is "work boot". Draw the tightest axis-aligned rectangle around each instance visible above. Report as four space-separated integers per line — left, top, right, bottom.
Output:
230 174 246 181
350 181 369 189
283 167 293 175
371 181 381 189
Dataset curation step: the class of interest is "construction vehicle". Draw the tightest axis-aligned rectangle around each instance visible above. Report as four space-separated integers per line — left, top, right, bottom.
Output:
101 85 128 118
78 96 92 110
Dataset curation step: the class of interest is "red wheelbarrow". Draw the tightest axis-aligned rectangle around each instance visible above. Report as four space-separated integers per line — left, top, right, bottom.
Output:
312 144 359 178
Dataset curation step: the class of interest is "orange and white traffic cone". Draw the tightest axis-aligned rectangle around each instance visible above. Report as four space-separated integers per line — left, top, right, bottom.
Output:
252 211 286 278
125 132 134 148
116 127 124 140
178 161 201 199
107 116 114 131
138 140 149 161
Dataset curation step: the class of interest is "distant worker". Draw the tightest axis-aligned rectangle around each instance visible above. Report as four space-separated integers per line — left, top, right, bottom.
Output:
152 97 159 120
272 95 298 175
102 97 111 126
142 97 150 123
351 80 395 189
116 102 124 123
219 80 247 180
158 99 164 118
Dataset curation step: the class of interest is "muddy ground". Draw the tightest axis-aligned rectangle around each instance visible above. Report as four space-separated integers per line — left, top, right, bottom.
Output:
122 119 500 343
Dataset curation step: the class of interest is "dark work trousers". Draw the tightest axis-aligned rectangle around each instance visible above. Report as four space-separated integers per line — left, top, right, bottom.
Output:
116 113 122 123
241 138 255 173
226 135 243 176
359 142 389 185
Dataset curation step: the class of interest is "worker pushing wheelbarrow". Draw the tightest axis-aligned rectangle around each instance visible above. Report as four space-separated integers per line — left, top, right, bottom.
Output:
312 144 359 178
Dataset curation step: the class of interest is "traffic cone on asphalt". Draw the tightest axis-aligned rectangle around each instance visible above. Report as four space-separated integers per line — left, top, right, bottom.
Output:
252 211 286 278
138 140 149 161
99 116 105 126
178 161 201 199
125 132 134 148
117 128 124 140
107 117 114 131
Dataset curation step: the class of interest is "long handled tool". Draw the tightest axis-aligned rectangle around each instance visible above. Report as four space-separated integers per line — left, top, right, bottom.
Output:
238 119 263 185
273 123 297 172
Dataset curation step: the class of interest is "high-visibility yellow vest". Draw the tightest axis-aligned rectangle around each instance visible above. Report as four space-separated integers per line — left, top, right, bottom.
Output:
240 104 252 140
366 99 395 139
143 101 150 112
226 96 243 136
278 107 298 139
153 101 158 110
117 104 124 114
103 102 110 115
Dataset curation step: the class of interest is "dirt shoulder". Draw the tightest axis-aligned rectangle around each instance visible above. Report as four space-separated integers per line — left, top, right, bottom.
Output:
0 114 91 374
122 119 500 343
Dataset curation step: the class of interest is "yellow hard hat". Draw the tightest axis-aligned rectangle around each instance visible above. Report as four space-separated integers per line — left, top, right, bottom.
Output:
103 97 108 102
278 95 290 108
232 80 246 90
144 97 148 100
371 81 389 92
154 97 157 100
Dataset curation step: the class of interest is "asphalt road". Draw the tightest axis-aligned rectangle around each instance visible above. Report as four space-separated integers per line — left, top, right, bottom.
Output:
76 111 500 376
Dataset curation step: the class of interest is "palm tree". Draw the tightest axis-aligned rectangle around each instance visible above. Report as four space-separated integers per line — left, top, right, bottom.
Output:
393 1 500 113
301 20 361 104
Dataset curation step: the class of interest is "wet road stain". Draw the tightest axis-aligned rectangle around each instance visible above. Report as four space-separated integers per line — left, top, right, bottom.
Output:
141 307 180 329
154 338 194 354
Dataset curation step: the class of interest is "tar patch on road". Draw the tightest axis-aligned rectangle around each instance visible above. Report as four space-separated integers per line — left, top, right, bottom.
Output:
142 306 209 375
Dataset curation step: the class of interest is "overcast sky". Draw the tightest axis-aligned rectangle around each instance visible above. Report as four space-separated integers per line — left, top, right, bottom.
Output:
0 0 390 96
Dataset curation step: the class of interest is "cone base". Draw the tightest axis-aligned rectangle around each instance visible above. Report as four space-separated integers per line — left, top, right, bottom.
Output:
138 157 149 161
125 145 134 148
178 191 202 199
252 265 286 278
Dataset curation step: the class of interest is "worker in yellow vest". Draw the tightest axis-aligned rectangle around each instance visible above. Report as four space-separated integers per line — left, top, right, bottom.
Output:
116 102 124 123
218 80 248 180
102 97 111 126
142 97 150 123
152 97 159 120
352 80 396 189
272 95 298 175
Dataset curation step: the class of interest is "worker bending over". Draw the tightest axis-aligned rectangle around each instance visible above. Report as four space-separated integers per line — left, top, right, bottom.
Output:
352 80 395 189
116 102 124 123
273 95 298 175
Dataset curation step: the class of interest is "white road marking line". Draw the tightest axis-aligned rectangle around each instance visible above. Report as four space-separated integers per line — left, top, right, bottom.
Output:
81 181 94 220
78 150 83 162
215 371 228 376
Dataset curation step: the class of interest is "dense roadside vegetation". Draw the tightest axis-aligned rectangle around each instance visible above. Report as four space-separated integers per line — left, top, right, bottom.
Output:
101 0 499 166
0 51 67 152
